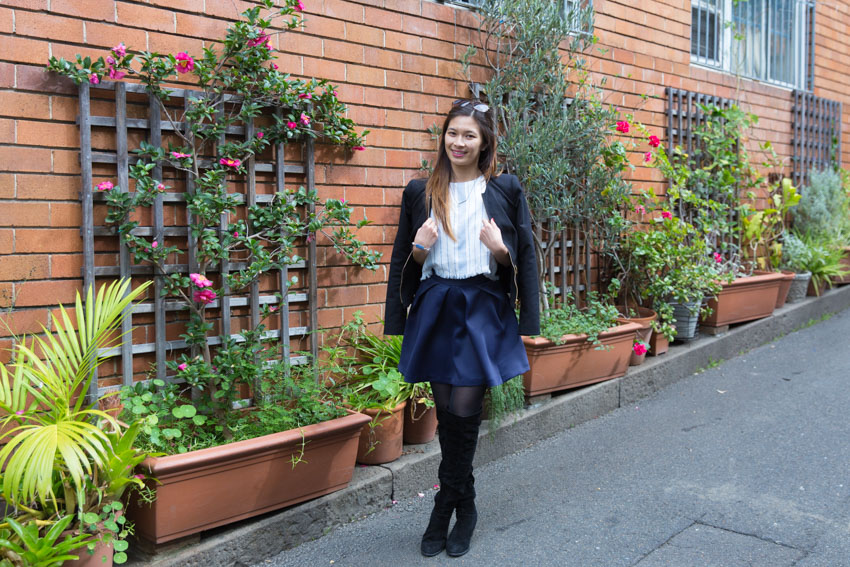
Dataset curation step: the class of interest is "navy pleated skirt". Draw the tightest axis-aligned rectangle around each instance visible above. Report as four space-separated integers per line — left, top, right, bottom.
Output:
398 274 530 387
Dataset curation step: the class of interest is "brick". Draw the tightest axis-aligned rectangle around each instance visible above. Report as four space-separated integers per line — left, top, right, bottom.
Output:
1 0 47 8
279 31 322 58
146 32 204 56
117 3 175 33
0 119 13 144
363 46 401 70
421 1 455 22
386 70 421 91
16 120 79 149
421 38 455 60
16 11 85 44
0 92 47 121
0 202 51 227
363 87 402 109
50 202 82 227
17 65 76 95
0 63 13 88
343 303 381 324
0 254 49 280
0 175 13 199
365 128 404 148
51 149 82 175
325 285 367 307
303 56 346 82
345 22 384 46
204 0 255 19
364 168 404 187
386 109 421 130
0 36 50 66
385 30 420 53
15 229 83 253
364 6 402 31
305 15 346 41
348 105 386 127
385 150 421 169
402 52 436 76
50 254 84 279
387 0 421 17
343 186 384 205
325 165 366 185
13 279 81 308
324 0 365 23
16 174 78 200
0 309 51 339
0 147 52 173
175 13 231 40
317 307 343 329
0 230 12 254
403 92 437 113
82 22 147 53
346 64 384 87
324 38 365 64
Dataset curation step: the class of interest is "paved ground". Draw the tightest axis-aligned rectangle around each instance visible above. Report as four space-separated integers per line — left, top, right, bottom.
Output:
256 308 850 567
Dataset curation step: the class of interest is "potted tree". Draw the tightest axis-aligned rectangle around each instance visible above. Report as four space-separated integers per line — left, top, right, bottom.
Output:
46 1 377 546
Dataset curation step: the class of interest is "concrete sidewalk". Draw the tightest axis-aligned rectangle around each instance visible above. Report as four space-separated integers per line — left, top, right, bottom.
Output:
130 285 850 567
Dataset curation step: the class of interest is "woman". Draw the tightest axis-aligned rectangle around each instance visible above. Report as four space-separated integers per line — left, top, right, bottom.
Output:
384 99 539 557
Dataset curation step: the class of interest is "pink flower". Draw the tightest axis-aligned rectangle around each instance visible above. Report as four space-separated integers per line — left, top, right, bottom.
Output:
108 67 126 80
299 112 310 126
112 43 126 57
175 52 194 74
189 273 213 288
294 0 305 12
270 306 278 312
648 135 661 148
714 252 723 263
247 32 269 48
233 231 239 237
15 410 24 416
271 63 279 70
635 204 646 215
96 180 114 191
171 151 191 159
193 289 217 304
89 74 100 85
256 131 264 139
151 240 158 248
644 152 652 162
106 56 116 65
661 211 672 219
177 363 187 371
286 121 297 129
298 93 312 99
633 342 648 356
353 146 365 151
133 474 145 480
219 157 241 168
616 120 630 133
156 183 166 191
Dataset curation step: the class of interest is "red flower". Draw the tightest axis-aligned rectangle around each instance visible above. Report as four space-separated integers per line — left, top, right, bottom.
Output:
644 152 652 162
648 135 661 148
353 146 365 151
175 52 194 74
661 211 672 219
298 93 312 99
714 252 723 263
633 342 648 356
193 289 217 304
616 121 630 133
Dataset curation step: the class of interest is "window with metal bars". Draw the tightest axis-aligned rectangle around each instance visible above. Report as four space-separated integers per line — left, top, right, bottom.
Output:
690 0 815 91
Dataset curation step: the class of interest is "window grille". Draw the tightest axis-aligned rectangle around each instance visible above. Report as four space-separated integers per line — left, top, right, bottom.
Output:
77 80 317 399
792 91 843 187
691 0 815 91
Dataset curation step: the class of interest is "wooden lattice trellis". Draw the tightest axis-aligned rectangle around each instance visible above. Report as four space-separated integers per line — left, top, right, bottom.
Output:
78 80 317 400
792 90 843 187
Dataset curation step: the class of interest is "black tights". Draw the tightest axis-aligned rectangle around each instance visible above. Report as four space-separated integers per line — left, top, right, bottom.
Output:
430 382 486 418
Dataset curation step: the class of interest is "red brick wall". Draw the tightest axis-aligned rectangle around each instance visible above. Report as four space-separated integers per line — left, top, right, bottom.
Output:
1 0 848 370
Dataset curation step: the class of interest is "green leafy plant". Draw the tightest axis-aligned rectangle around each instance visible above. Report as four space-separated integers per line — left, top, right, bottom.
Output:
618 213 722 340
538 286 621 347
0 279 150 564
785 232 850 294
0 515 96 567
740 176 801 271
792 167 850 241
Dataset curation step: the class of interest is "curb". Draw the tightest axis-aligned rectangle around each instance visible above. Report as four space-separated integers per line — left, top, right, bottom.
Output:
129 285 850 566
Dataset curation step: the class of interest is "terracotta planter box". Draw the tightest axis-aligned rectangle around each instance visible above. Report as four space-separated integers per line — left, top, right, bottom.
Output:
775 270 796 308
522 322 642 397
66 541 113 567
616 306 656 367
701 271 784 327
648 331 669 356
127 410 371 545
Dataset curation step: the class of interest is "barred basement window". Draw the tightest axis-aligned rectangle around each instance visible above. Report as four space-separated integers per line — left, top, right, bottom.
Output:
690 0 815 91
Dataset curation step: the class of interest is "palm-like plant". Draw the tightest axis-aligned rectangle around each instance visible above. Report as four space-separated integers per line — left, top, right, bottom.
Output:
0 278 150 517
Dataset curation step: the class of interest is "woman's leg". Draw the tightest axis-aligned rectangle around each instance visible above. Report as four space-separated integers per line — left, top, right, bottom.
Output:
428 382 486 557
419 382 457 556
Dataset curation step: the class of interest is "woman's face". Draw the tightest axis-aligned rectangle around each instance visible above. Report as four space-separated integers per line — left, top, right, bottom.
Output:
444 115 483 171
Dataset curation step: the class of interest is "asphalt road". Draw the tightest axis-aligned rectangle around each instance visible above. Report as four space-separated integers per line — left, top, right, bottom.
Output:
256 308 850 567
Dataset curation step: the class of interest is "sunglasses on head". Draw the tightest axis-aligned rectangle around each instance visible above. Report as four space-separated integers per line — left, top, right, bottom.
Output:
453 99 490 113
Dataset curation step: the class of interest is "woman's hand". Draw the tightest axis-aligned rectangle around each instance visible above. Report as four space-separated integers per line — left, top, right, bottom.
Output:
412 218 438 264
480 218 510 266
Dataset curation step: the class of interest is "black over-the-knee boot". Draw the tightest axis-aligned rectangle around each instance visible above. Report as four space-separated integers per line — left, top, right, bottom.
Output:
420 408 457 556
445 410 482 557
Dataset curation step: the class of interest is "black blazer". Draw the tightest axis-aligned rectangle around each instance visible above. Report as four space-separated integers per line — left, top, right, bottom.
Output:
384 173 540 336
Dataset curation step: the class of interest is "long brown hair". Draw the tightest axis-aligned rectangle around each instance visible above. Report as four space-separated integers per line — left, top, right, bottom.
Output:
426 100 498 241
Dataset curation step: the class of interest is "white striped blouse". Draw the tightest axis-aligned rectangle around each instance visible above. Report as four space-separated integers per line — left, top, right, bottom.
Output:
421 176 498 280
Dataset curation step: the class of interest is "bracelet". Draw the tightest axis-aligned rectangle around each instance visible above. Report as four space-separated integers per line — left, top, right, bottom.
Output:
413 242 430 252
